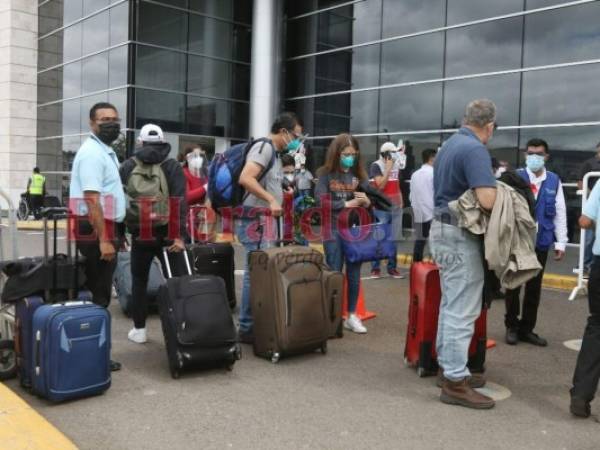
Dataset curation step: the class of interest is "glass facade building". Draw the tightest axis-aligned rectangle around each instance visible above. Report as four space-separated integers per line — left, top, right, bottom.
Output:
37 0 253 183
283 0 600 238
36 0 600 236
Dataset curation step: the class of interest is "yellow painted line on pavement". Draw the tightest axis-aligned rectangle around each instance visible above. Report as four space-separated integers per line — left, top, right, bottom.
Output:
0 383 77 449
308 244 576 291
16 220 67 231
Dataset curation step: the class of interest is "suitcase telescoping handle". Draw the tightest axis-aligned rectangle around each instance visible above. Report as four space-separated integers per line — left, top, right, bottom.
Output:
42 207 79 300
162 247 192 279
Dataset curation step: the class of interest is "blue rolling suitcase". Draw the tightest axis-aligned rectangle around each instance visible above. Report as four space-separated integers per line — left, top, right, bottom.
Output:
30 301 111 402
15 296 44 388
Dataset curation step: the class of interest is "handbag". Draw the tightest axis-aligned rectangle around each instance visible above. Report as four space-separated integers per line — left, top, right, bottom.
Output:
340 222 397 264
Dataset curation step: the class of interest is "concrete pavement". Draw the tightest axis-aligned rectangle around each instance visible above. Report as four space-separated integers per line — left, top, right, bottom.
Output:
1 229 599 449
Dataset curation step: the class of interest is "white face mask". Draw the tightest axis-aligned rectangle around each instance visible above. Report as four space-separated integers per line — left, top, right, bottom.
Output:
494 167 507 179
284 174 295 183
301 168 306 173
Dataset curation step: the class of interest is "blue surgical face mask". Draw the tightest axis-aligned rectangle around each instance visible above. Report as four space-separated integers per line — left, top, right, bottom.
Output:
285 130 302 152
341 155 355 169
526 154 545 172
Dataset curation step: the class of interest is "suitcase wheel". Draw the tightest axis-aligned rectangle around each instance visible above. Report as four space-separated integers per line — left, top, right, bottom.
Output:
171 369 180 379
320 342 328 355
270 352 281 364
0 339 17 381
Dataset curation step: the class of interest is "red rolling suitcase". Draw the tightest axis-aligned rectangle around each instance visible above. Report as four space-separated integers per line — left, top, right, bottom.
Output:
404 262 487 377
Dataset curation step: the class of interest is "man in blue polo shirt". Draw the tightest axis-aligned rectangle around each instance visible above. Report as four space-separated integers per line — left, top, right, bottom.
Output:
431 99 497 409
70 102 125 372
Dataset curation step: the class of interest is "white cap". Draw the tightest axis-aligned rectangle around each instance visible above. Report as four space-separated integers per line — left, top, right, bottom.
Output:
139 124 165 144
380 141 398 153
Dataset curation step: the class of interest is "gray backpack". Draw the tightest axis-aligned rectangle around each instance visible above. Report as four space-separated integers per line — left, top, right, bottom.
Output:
125 157 170 229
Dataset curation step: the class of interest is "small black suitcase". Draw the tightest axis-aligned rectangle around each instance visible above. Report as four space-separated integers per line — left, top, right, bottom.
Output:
188 208 236 309
188 243 236 309
158 250 241 379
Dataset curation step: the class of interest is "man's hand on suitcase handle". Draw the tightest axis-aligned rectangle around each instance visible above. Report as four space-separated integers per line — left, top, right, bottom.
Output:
100 240 116 262
168 238 185 253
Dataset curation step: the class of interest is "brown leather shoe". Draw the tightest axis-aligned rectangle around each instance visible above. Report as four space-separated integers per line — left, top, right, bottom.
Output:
440 377 495 409
436 370 486 389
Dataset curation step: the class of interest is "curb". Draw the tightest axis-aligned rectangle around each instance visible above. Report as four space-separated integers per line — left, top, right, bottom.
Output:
0 383 77 449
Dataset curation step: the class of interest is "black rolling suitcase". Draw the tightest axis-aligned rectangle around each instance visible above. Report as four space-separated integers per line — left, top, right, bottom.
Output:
158 249 241 379
188 207 236 309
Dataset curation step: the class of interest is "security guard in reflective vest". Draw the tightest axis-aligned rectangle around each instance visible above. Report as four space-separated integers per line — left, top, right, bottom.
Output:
27 167 46 219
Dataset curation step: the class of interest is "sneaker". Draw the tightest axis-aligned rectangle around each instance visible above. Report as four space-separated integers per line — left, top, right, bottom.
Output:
388 268 405 279
344 314 367 334
128 327 148 344
370 269 382 278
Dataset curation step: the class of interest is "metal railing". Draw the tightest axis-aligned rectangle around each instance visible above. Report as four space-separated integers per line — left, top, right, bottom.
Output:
569 171 600 301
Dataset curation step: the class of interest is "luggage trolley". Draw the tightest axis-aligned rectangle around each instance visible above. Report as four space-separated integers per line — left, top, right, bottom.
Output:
0 187 18 380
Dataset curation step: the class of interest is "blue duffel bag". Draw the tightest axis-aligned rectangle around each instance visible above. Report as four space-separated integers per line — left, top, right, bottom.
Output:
340 223 397 264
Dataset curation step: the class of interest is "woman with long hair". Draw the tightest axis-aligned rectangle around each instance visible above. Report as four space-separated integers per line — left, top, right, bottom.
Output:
315 133 371 334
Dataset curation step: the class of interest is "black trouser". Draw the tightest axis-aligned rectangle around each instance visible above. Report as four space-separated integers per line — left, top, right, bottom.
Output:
504 249 548 333
571 256 600 402
76 219 123 308
29 194 43 219
130 235 186 329
413 220 431 263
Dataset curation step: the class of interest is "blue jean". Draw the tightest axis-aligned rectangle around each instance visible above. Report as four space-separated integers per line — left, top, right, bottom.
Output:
584 228 595 271
430 220 485 381
236 215 275 334
371 208 400 271
323 231 362 313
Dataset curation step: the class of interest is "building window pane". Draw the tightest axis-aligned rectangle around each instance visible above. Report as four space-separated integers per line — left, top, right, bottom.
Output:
110 2 129 45
447 0 523 24
186 97 229 137
135 45 186 91
445 17 523 77
65 0 83 23
38 103 63 139
381 33 444 85
64 24 82 61
109 46 128 88
82 11 110 55
443 75 521 129
379 84 443 132
382 0 445 38
187 56 250 100
62 99 82 135
82 53 109 94
39 34 62 70
63 61 82 98
39 1 64 35
524 2 600 67
135 89 185 132
188 16 251 62
83 0 109 16
521 63 600 125
39 68 63 104
138 2 188 51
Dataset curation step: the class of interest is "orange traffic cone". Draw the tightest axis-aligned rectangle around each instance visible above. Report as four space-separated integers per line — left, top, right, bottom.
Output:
342 277 376 321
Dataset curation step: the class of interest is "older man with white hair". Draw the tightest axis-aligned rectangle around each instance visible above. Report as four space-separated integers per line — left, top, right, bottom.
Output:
431 99 498 409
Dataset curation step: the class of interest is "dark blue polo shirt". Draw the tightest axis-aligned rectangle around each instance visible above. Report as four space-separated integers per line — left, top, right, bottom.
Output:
434 127 496 213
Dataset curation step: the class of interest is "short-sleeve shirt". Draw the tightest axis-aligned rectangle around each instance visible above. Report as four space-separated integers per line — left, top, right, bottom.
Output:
242 141 283 208
69 134 126 222
295 170 314 190
583 181 600 255
434 127 496 213
579 156 600 190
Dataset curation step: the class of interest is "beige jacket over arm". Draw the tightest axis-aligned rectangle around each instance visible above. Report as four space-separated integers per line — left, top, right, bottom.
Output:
448 181 541 290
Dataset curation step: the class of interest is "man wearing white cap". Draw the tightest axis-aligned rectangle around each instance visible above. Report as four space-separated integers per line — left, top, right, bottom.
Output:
120 123 188 344
368 141 406 278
